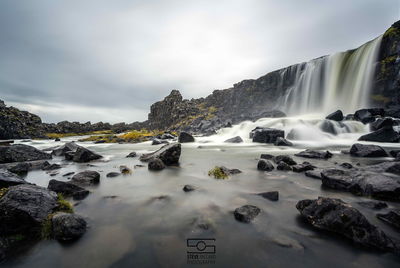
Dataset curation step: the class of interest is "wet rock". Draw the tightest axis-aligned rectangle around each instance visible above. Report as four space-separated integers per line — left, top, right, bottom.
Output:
326 110 343 121
257 159 274 171
0 144 52 164
234 205 261 223
52 142 79 156
340 162 353 169
178 132 195 143
277 161 292 171
274 155 297 165
272 236 304 251
7 162 30 175
51 212 87 241
224 136 243 143
0 184 58 235
257 191 279 201
106 172 121 178
274 137 293 146
71 171 100 186
0 169 29 188
250 127 284 143
119 165 132 174
72 147 102 163
160 133 175 140
295 149 333 159
292 162 315 173
183 185 195 192
48 179 89 200
54 138 61 142
321 168 400 201
349 143 388 157
42 163 62 171
377 210 400 231
366 161 400 175
140 143 181 165
62 172 75 177
260 154 274 160
126 152 137 158
64 151 75 161
370 118 394 131
296 197 397 252
152 139 169 145
358 127 400 143
354 108 384 124
305 169 323 179
357 201 388 210
148 158 166 171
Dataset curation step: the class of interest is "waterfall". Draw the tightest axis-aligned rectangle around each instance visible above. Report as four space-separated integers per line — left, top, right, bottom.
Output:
281 36 383 115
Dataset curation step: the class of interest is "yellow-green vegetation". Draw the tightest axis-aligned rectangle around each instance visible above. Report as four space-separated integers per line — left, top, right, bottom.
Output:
56 193 74 213
371 94 391 105
46 130 112 139
0 188 8 199
208 166 229 180
172 105 219 129
79 129 163 143
384 26 400 38
379 55 397 79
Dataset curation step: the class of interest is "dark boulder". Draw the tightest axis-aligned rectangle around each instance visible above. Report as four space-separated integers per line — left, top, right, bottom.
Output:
52 142 79 156
358 127 400 143
224 136 243 143
296 197 397 252
340 162 353 169
148 158 166 171
140 143 181 165
48 179 89 200
377 210 400 231
64 151 75 161
274 137 293 146
321 168 400 201
349 143 388 157
106 172 120 178
234 205 261 223
51 212 87 241
42 163 62 171
72 147 102 163
0 144 51 164
260 154 274 160
305 169 323 179
0 169 29 188
354 108 384 124
357 201 388 210
370 118 394 131
7 162 30 175
126 152 137 158
71 171 100 186
274 155 297 165
178 132 195 143
390 150 400 158
257 191 279 201
257 159 274 171
0 184 58 235
292 162 316 173
277 161 292 171
250 127 284 143
183 185 195 192
295 149 333 159
325 110 343 121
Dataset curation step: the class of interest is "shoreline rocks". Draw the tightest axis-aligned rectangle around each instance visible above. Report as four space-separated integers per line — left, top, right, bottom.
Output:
0 144 52 164
250 127 284 143
295 150 333 159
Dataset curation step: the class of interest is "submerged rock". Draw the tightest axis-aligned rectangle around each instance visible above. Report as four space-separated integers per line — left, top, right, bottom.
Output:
292 162 315 173
366 161 400 176
274 155 297 165
178 132 195 143
119 165 132 174
51 212 87 241
71 171 100 186
358 127 400 143
140 143 181 165
224 136 243 143
377 210 400 231
234 205 261 223
321 168 400 201
42 162 62 171
277 161 292 171
274 137 293 146
0 144 51 164
250 127 284 143
106 172 120 178
48 179 89 200
183 185 196 192
126 152 137 158
0 169 29 188
349 143 388 157
257 159 274 171
295 149 333 159
325 110 343 121
257 191 279 201
208 166 241 179
305 169 323 179
296 197 397 252
148 158 166 171
152 139 169 145
72 147 102 163
0 184 58 235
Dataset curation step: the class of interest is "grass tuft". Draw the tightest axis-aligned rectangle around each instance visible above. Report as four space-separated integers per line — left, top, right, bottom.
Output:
208 166 229 179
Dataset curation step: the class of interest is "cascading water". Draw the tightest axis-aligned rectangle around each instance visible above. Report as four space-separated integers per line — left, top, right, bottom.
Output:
205 36 383 144
282 36 383 115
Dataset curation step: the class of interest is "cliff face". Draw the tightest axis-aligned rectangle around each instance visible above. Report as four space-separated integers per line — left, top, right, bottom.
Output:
372 21 400 107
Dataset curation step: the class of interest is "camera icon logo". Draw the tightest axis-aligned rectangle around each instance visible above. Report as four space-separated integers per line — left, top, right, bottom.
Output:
187 238 216 254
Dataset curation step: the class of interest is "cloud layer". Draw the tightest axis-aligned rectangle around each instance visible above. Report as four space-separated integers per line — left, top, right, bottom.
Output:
0 0 398 123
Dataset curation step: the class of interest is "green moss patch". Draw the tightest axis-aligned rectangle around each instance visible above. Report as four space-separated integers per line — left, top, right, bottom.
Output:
208 166 229 179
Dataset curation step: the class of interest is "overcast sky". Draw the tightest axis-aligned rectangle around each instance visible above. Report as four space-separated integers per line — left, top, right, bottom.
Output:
0 0 398 123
